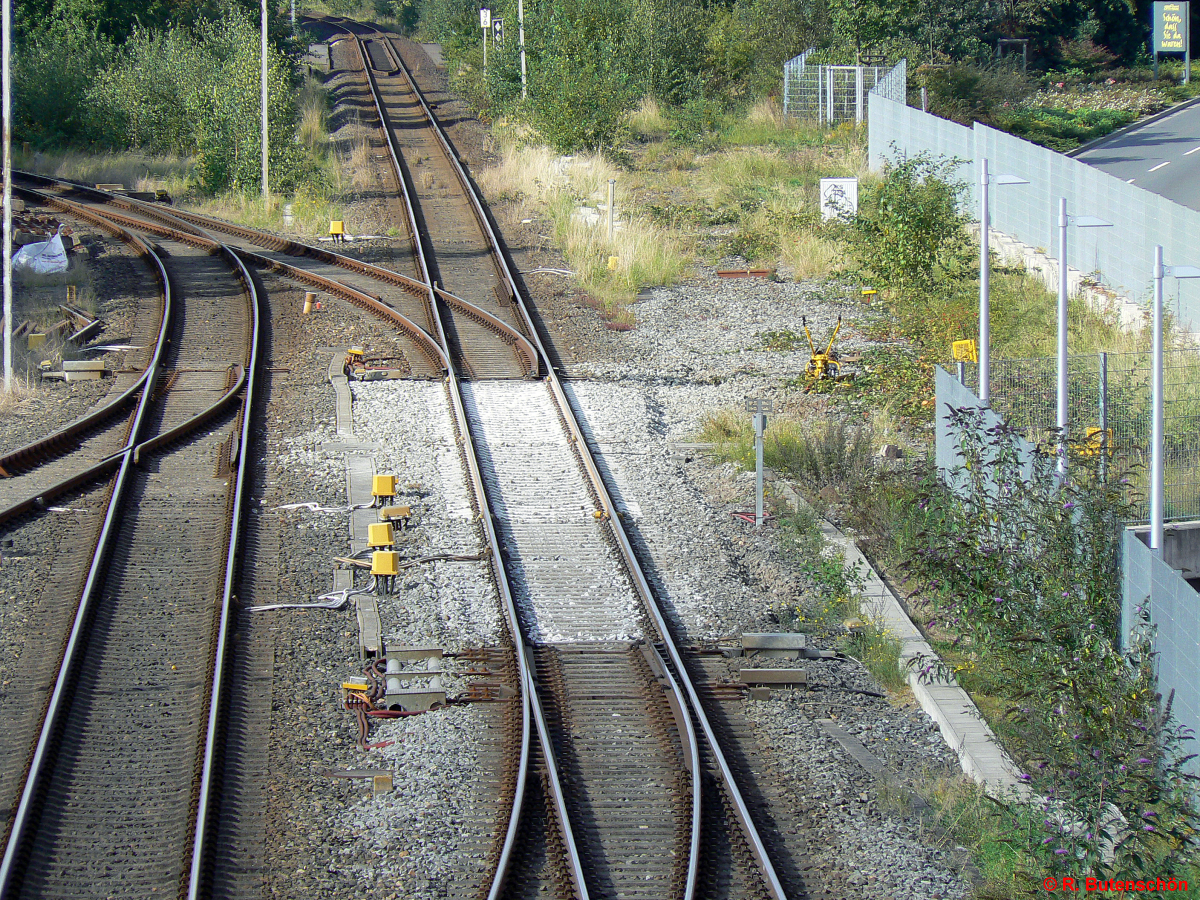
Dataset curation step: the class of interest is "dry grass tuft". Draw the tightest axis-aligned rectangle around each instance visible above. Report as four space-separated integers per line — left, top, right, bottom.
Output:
481 139 687 319
783 230 840 280
627 97 670 140
21 148 192 197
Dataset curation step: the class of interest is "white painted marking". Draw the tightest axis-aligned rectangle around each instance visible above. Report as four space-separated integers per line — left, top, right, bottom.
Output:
1149 161 1171 172
1185 146 1200 156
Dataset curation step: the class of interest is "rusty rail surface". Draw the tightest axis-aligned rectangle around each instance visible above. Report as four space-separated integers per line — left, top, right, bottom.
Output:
0 191 262 900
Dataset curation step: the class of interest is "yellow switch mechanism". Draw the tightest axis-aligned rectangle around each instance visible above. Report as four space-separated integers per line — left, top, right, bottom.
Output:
371 550 400 577
367 522 395 548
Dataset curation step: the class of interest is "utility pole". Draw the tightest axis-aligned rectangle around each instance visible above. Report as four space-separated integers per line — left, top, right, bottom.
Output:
977 158 1027 404
1054 198 1110 478
518 0 527 100
1149 247 1200 552
261 0 269 200
2 0 11 393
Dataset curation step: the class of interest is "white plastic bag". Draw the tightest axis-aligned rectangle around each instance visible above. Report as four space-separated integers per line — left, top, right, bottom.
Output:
13 226 68 274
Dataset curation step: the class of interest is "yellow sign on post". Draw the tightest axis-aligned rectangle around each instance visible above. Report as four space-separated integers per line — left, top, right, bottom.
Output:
952 339 978 363
1154 1 1189 51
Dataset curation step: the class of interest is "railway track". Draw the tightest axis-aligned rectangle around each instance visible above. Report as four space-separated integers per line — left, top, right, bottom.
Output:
329 20 808 899
0 196 261 899
1 21 817 896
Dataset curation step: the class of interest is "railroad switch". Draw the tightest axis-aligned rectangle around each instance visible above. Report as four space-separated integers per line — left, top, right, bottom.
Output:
371 550 400 595
367 521 396 549
372 474 397 506
378 505 411 530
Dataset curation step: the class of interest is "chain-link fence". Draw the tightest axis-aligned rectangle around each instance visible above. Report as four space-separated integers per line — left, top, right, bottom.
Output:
955 350 1200 522
783 53 905 125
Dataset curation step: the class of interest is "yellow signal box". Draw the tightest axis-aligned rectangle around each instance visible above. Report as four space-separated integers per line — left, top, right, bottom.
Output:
372 474 397 504
367 522 395 549
371 550 400 577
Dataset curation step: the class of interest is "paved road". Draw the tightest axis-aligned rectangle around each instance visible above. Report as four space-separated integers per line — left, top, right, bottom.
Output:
1076 100 1200 211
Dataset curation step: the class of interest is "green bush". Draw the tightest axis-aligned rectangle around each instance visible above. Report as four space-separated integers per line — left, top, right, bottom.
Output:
12 19 113 147
919 62 1036 126
845 152 973 293
992 105 1137 152
90 13 303 194
902 412 1200 883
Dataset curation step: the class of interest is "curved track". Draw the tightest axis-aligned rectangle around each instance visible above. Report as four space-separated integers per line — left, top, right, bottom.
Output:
0 194 262 900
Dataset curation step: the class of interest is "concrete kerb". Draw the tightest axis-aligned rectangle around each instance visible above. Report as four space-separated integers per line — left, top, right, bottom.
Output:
774 482 1028 798
1067 94 1200 158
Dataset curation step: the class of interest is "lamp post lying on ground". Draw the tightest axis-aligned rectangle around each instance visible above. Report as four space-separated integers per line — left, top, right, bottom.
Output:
1150 246 1200 554
1055 198 1111 478
978 158 1027 403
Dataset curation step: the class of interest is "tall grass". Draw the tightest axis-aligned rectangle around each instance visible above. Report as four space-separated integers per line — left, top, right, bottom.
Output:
698 410 876 487
481 139 687 312
627 97 669 141
20 147 192 196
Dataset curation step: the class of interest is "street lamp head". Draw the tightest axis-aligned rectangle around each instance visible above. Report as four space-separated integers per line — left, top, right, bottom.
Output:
1167 265 1200 279
993 174 1028 185
1073 216 1112 228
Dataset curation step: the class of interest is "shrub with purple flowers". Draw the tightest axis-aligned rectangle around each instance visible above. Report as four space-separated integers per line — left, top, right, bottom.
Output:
896 408 1199 890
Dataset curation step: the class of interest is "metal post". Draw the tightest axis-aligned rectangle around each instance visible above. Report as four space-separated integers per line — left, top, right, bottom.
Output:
827 68 834 125
755 416 764 527
518 0 526 100
855 67 864 124
607 179 615 242
979 158 991 403
921 86 927 112
1187 31 1191 84
746 398 772 527
783 63 789 117
1099 351 1108 482
1057 197 1069 478
483 25 488 77
2 0 11 394
957 360 966 384
291 0 295 30
261 0 269 200
1152 246 1165 553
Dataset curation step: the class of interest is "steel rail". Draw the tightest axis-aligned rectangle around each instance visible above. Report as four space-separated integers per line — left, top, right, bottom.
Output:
351 33 538 378
0 229 237 900
187 244 262 900
340 21 547 900
343 23 591 899
0 195 170 479
0 199 258 898
13 170 538 377
0 366 244 526
383 32 784 900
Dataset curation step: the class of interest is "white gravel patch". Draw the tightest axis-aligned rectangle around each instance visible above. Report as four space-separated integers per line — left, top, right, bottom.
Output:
351 380 501 650
337 704 493 895
463 380 642 643
564 379 791 640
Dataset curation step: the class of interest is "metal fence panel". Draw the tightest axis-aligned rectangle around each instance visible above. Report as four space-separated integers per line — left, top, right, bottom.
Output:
785 52 896 125
869 90 1200 331
1121 531 1200 779
957 350 1200 523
